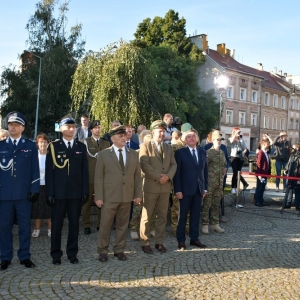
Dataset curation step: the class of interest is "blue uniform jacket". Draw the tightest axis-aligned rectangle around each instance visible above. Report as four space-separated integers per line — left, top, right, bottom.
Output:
173 146 208 196
45 139 89 199
0 137 40 200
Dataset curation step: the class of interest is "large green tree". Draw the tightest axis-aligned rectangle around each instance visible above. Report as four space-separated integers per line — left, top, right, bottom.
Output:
71 42 174 132
1 0 85 137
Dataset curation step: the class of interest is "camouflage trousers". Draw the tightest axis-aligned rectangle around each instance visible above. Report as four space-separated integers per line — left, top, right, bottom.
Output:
130 202 155 232
171 194 190 236
202 186 223 225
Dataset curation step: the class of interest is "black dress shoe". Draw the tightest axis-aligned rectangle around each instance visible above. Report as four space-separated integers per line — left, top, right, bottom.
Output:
84 227 91 234
20 258 35 268
255 203 264 207
155 244 167 253
69 256 79 264
52 258 61 265
178 242 186 250
190 240 207 248
99 254 108 262
262 203 270 206
0 260 11 270
141 245 153 254
114 252 127 261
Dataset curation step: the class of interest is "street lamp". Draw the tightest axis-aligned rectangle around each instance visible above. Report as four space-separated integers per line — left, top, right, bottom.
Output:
214 75 229 129
25 50 42 139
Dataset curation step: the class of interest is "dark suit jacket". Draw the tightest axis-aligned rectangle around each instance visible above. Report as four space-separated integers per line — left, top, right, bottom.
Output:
256 150 271 176
74 127 92 142
45 139 89 199
173 146 208 196
0 137 40 200
126 140 139 150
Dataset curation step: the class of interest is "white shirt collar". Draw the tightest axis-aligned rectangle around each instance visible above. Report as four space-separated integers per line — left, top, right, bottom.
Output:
10 136 21 145
62 138 74 148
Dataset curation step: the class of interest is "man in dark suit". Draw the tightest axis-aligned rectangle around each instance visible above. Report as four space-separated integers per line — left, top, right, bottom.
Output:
45 117 89 265
74 114 92 141
173 129 208 250
0 112 40 270
254 137 271 207
125 125 139 150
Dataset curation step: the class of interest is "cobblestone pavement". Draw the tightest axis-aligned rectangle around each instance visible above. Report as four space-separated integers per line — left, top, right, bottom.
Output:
1 192 300 299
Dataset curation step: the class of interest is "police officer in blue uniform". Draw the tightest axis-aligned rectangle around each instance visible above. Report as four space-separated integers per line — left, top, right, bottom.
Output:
45 116 89 265
0 112 39 270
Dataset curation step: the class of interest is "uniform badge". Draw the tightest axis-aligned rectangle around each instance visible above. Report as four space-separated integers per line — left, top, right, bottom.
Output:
57 155 61 158
2 158 5 163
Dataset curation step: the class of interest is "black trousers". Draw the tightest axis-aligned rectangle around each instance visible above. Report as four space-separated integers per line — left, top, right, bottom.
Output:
51 198 82 259
231 157 247 188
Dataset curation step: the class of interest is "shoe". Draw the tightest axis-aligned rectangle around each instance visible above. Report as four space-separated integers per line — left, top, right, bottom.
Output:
231 188 236 194
219 218 227 223
48 229 51 237
255 203 264 207
211 224 225 233
141 245 153 254
201 225 209 234
32 230 40 238
99 254 108 262
150 230 155 237
190 240 207 248
284 204 291 209
0 260 11 270
84 227 91 234
276 188 279 192
155 244 166 253
178 242 186 250
52 258 61 265
20 259 35 268
262 203 270 206
130 231 139 240
114 252 127 261
69 256 79 264
243 183 249 190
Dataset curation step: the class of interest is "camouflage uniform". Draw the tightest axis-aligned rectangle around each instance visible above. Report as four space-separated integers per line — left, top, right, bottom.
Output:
170 140 190 236
202 147 226 225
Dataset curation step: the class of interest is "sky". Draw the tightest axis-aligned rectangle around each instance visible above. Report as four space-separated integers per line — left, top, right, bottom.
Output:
1 0 300 76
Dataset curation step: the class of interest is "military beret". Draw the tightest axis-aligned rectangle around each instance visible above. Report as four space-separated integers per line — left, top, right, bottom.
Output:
89 120 101 130
150 120 167 131
108 125 127 137
59 117 76 127
7 111 28 127
181 123 194 133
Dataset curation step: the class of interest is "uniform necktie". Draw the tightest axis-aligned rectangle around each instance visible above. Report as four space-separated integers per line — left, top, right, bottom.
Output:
118 149 125 171
96 139 99 146
192 149 198 164
159 142 163 160
13 140 17 149
67 141 72 156
126 141 130 148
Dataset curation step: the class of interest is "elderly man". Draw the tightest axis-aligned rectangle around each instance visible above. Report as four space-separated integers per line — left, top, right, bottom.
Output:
82 120 110 234
103 120 122 145
46 117 89 265
95 125 142 262
74 114 92 141
139 120 177 254
0 112 39 270
173 129 208 250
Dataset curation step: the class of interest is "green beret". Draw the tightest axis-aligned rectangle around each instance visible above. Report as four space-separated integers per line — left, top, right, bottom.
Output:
181 123 194 132
150 120 167 131
108 125 126 137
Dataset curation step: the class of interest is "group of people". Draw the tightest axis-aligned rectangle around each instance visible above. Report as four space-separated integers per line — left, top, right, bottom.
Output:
0 111 233 271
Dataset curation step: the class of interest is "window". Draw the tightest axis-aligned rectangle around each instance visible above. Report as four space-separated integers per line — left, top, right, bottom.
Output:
226 110 233 124
290 118 294 130
272 117 277 130
296 119 299 130
240 88 246 100
227 86 233 99
265 93 270 106
264 116 269 128
297 101 300 110
281 97 286 109
251 113 257 126
252 91 257 103
280 119 285 130
273 94 278 107
291 99 295 110
239 111 245 125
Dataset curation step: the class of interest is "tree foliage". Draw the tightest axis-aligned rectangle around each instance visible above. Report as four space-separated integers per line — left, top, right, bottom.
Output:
71 42 174 132
1 0 85 138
